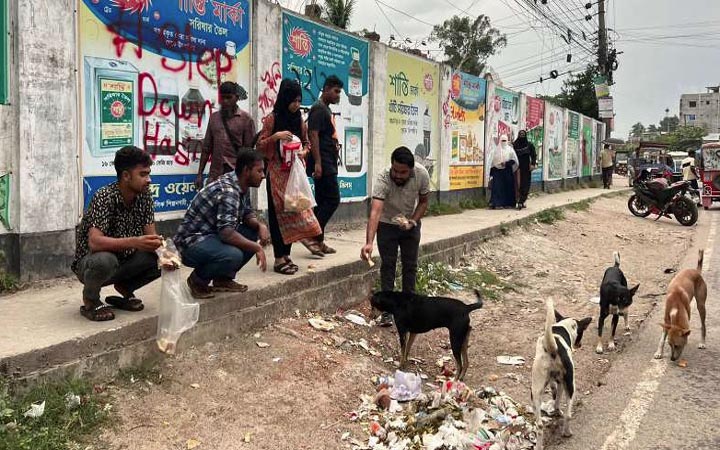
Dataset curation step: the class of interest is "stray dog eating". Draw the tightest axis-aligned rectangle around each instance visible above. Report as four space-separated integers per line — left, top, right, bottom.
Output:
654 249 707 362
370 290 483 381
531 299 592 450
596 252 639 354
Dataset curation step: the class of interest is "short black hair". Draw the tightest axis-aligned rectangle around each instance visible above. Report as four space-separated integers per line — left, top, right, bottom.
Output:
114 146 153 179
235 149 264 176
391 146 415 168
689 149 696 156
323 75 344 91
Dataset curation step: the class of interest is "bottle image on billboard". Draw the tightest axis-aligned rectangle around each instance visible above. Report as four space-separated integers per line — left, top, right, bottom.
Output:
423 107 431 156
344 126 363 173
348 47 363 106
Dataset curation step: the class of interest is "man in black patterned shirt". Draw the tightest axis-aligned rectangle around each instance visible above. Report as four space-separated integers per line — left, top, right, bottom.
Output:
73 146 165 321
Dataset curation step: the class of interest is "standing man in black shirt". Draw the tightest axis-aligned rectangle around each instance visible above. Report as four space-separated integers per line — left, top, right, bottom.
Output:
304 75 343 255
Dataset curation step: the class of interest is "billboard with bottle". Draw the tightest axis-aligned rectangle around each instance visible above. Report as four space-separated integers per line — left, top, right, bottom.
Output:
566 111 581 178
581 116 594 177
594 120 604 175
525 96 544 183
281 13 369 201
484 84 521 186
544 103 565 181
385 50 441 189
78 0 251 215
444 71 486 190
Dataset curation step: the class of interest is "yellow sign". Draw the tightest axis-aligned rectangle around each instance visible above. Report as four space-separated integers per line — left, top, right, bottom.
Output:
449 166 483 190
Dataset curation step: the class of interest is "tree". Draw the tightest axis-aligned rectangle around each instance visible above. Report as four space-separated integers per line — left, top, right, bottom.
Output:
630 122 645 138
541 66 599 120
322 0 356 29
659 115 680 133
647 124 659 133
430 15 506 76
659 126 706 152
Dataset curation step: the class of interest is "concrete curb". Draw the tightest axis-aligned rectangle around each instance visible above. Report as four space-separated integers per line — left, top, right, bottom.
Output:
3 189 630 386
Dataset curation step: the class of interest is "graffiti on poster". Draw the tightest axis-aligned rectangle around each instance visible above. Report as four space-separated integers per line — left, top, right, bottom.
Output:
525 96 544 183
594 121 604 175
566 111 581 178
385 50 440 189
281 12 369 201
544 104 565 181
445 71 486 190
79 0 252 214
484 84 521 185
582 116 594 177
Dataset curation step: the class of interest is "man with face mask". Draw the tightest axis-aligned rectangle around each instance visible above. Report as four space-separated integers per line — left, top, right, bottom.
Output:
513 130 536 209
361 147 430 326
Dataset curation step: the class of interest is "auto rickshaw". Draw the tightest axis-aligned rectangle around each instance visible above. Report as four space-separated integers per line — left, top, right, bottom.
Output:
700 142 720 210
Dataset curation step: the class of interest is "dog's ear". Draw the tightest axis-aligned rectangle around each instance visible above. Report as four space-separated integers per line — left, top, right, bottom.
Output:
661 323 672 331
628 284 640 296
577 317 593 331
682 329 691 337
554 310 566 322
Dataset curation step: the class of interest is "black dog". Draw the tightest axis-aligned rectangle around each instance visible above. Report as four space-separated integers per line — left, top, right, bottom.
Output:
370 290 483 380
596 252 639 354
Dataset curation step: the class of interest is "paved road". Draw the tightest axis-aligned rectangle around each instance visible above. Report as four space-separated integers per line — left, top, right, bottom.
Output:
553 212 720 450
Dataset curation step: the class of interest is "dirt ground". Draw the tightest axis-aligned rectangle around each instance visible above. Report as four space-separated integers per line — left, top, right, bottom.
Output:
96 194 696 450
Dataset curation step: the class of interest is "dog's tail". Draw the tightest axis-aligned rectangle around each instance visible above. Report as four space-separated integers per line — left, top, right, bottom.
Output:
544 299 558 355
697 249 704 272
468 289 484 312
613 251 621 267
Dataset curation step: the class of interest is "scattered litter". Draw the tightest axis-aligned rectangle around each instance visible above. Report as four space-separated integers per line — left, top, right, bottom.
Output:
272 357 282 363
505 373 524 383
344 311 370 327
253 333 261 339
436 356 452 368
488 374 499 382
664 268 677 274
589 296 601 304
244 432 252 443
65 393 81 410
496 355 526 366
678 359 688 368
341 431 351 441
190 383 200 389
256 342 270 348
624 332 632 336
390 371 423 401
23 401 45 418
308 318 336 332
186 438 201 449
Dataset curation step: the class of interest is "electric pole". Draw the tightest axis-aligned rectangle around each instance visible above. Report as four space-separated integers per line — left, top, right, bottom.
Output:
597 0 612 139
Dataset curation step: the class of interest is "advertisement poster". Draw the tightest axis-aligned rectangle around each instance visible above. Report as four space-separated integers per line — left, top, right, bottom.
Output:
525 96 544 183
484 84 521 185
445 71 486 190
281 13 369 201
582 116 594 177
79 0 251 214
566 111 581 178
544 104 565 181
386 50 441 189
594 121 604 175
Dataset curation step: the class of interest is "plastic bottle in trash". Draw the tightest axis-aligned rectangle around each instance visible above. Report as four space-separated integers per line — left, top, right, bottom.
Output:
347 47 363 106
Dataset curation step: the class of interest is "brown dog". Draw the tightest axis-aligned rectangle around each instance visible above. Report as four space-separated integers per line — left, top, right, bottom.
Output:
654 249 707 362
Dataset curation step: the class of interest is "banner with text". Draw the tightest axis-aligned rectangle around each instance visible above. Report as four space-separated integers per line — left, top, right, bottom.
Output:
525 96 544 183
594 120 604 175
386 50 441 189
484 84 521 185
566 111 581 178
544 103 565 181
281 12 369 201
79 0 252 214
581 116 594 177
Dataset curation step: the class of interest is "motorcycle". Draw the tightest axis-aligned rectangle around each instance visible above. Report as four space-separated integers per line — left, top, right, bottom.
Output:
627 171 699 226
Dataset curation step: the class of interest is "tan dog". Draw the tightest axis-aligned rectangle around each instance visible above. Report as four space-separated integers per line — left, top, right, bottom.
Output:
654 249 707 362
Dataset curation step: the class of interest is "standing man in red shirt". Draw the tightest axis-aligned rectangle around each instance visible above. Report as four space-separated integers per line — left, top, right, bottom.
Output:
195 81 257 188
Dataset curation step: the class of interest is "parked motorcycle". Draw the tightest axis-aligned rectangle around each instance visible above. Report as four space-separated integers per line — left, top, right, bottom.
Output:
627 172 698 226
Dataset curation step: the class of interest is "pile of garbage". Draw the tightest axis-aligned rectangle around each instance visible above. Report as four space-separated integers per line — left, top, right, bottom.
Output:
345 371 538 450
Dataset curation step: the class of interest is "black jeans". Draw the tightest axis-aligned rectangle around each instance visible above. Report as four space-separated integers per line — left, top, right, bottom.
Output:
266 176 291 258
377 221 421 293
602 166 614 187
75 251 160 302
313 173 340 242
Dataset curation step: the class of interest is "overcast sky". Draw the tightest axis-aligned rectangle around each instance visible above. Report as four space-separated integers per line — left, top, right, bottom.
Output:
282 0 720 138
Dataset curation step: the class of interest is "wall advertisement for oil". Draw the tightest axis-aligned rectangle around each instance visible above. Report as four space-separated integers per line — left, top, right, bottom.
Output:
525 96 544 183
79 0 251 214
581 116 594 177
484 84 521 186
281 12 369 202
566 111 581 178
385 50 441 190
544 103 565 181
445 71 486 190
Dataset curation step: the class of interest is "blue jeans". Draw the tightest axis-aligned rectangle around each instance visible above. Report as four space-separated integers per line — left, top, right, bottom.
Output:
181 225 258 284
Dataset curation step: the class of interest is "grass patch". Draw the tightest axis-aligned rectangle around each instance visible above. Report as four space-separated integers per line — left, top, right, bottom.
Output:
0 378 112 450
414 261 513 300
116 360 164 387
459 198 489 210
567 199 593 212
0 251 18 294
427 202 463 217
535 207 565 224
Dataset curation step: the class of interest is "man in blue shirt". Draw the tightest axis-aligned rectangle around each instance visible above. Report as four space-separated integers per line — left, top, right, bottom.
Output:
175 150 270 298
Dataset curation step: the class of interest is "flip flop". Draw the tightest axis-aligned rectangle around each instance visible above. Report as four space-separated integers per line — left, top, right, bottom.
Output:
80 302 115 321
105 296 145 312
274 261 298 275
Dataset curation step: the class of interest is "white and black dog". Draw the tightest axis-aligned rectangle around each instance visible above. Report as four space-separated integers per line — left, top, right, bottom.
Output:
531 299 592 450
596 252 639 354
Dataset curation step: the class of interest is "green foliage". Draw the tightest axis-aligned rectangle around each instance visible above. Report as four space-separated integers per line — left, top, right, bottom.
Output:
322 0 356 29
658 115 680 133
658 125 707 152
414 261 512 300
430 15 506 76
427 202 463 216
630 122 645 138
535 207 565 224
541 65 600 120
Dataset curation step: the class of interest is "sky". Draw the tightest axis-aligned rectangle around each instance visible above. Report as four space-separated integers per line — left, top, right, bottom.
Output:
280 0 720 139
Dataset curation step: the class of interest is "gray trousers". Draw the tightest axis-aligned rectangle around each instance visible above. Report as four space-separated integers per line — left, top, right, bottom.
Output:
75 251 160 302
377 221 421 293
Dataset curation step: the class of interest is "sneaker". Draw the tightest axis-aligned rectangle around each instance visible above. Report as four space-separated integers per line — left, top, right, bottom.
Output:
187 276 214 299
377 312 394 327
212 279 249 293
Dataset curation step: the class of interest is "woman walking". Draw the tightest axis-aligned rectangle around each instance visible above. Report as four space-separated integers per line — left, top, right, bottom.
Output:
257 79 322 274
489 135 519 209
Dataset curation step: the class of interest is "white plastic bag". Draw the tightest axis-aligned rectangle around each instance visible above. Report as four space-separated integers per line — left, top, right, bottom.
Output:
155 240 199 355
284 154 317 212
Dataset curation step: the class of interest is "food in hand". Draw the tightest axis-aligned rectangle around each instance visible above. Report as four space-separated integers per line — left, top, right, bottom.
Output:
392 214 410 228
285 193 313 211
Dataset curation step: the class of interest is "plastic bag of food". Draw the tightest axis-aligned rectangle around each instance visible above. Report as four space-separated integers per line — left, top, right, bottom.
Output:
155 239 199 355
284 154 317 212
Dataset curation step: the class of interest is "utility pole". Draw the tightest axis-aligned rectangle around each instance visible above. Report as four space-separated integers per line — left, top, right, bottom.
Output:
597 0 612 139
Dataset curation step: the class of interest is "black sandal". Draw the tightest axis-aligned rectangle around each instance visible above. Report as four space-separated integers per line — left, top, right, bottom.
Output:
80 301 115 321
286 259 299 271
273 261 298 275
106 296 145 312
